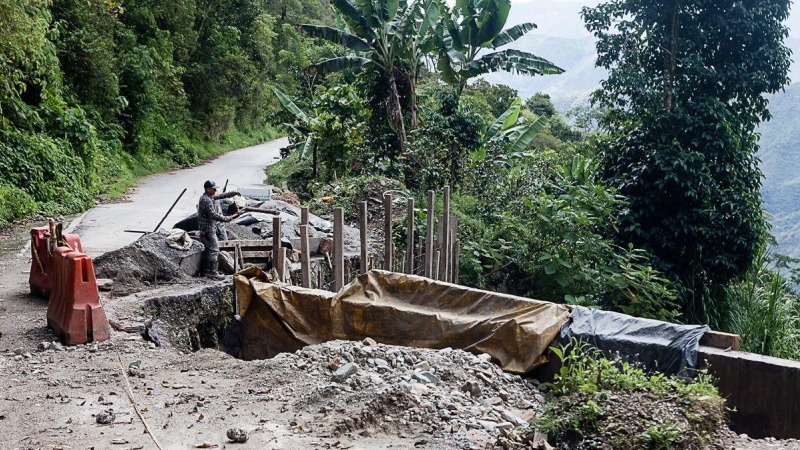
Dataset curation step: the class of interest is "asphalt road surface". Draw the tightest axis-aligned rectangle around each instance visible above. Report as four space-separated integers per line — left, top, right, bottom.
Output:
74 137 287 257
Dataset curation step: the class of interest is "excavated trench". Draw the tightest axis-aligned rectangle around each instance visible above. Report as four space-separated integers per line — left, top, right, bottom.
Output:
139 283 242 356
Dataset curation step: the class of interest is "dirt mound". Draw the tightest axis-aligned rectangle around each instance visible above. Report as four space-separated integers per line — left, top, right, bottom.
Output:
94 230 204 293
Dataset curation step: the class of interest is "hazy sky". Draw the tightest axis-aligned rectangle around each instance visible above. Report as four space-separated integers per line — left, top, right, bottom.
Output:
508 0 799 41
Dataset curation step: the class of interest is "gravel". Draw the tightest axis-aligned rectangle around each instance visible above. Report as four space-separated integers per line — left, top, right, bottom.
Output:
256 339 542 447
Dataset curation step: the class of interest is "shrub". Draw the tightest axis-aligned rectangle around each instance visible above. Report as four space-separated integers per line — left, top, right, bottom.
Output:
534 340 726 449
725 247 800 359
0 183 37 226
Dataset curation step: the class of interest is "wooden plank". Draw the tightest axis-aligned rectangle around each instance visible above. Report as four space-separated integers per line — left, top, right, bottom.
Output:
301 206 309 226
434 249 440 280
219 240 270 249
700 331 741 351
406 198 414 274
300 224 311 288
334 207 344 291
272 216 282 255
425 190 434 278
453 239 460 284
238 250 272 258
441 186 450 282
276 247 286 282
384 194 393 271
359 201 368 276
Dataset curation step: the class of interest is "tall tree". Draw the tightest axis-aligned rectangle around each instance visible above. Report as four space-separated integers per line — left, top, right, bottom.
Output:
583 0 791 322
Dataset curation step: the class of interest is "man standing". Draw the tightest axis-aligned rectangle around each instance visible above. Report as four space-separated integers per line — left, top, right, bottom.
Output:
198 180 240 280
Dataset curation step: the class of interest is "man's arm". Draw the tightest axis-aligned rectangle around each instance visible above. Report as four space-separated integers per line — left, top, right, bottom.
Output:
213 191 241 200
199 196 229 222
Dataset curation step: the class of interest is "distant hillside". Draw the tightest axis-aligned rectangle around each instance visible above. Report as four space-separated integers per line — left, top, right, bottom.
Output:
480 34 603 111
759 82 800 258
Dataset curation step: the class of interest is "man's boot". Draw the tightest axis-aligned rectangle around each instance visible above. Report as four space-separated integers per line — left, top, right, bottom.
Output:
206 259 225 281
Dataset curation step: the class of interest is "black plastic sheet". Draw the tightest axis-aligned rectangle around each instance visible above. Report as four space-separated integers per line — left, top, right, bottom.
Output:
561 306 710 375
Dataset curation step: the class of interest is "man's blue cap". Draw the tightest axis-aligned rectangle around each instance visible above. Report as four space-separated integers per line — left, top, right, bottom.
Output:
204 180 218 189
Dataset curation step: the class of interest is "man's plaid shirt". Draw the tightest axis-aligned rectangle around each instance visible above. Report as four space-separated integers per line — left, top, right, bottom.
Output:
197 192 237 235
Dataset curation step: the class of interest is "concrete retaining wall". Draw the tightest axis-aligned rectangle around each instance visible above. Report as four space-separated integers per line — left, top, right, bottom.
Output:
699 346 800 439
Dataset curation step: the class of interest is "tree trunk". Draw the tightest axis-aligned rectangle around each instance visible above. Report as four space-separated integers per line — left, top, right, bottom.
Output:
312 145 318 180
663 10 678 113
409 77 418 131
386 72 407 149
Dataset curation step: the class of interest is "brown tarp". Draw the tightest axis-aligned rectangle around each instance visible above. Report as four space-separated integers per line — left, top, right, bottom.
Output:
235 269 572 373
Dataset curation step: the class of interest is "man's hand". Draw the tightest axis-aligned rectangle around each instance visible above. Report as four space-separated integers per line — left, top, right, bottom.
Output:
226 212 243 222
229 191 241 197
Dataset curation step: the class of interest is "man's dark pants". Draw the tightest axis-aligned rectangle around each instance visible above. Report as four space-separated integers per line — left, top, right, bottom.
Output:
200 230 220 274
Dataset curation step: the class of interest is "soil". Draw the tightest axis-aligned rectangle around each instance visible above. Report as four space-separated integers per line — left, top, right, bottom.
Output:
2 224 800 449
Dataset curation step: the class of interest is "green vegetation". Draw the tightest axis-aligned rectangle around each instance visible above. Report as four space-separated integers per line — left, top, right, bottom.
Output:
0 0 325 226
266 0 800 362
534 341 727 449
583 0 792 323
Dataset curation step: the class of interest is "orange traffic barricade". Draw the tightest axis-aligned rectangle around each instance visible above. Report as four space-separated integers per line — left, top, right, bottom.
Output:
29 226 82 299
47 247 110 345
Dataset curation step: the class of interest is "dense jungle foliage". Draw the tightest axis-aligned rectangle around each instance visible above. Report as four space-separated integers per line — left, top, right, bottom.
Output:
0 0 335 223
3 0 799 359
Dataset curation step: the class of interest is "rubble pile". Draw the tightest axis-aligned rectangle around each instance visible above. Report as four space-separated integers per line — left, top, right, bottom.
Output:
228 200 361 254
257 339 542 448
94 229 204 293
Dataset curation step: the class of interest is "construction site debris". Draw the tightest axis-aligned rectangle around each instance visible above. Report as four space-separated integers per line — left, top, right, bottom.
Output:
94 229 204 294
261 339 541 447
226 428 249 443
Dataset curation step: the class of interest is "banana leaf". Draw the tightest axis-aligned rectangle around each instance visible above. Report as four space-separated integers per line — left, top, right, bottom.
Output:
300 25 373 52
488 22 536 49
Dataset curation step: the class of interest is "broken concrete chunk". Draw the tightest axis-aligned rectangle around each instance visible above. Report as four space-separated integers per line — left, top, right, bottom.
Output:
227 428 248 443
461 380 482 398
331 362 359 382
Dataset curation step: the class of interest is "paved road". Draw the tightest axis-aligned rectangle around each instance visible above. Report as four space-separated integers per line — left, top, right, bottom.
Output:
74 137 287 257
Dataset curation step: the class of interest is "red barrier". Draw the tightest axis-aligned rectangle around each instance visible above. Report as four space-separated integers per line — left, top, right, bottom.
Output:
29 227 83 299
47 247 110 345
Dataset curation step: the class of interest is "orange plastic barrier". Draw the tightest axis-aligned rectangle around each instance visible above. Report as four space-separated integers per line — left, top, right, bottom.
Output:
29 227 83 299
47 247 110 345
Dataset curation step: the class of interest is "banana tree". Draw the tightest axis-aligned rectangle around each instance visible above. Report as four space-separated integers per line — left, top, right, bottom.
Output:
437 0 564 94
394 0 440 130
273 88 321 178
471 97 549 164
300 0 416 148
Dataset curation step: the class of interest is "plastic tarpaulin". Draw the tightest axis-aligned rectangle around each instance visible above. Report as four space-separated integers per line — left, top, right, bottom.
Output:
560 306 710 375
235 269 572 373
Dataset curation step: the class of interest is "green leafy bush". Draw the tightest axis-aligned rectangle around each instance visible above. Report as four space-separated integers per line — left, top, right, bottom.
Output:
0 183 37 226
725 247 800 359
534 340 726 449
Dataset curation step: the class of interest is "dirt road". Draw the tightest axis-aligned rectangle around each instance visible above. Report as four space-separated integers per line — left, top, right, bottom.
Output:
74 137 287 257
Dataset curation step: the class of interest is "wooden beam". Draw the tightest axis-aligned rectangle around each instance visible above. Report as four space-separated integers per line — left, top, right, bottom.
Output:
300 224 311 288
700 331 741 351
453 239 461 284
219 240 270 249
276 247 286 282
406 197 414 274
425 190 434 278
272 216 282 253
301 206 309 226
384 194 393 271
333 207 344 291
359 201 368 276
441 186 450 282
